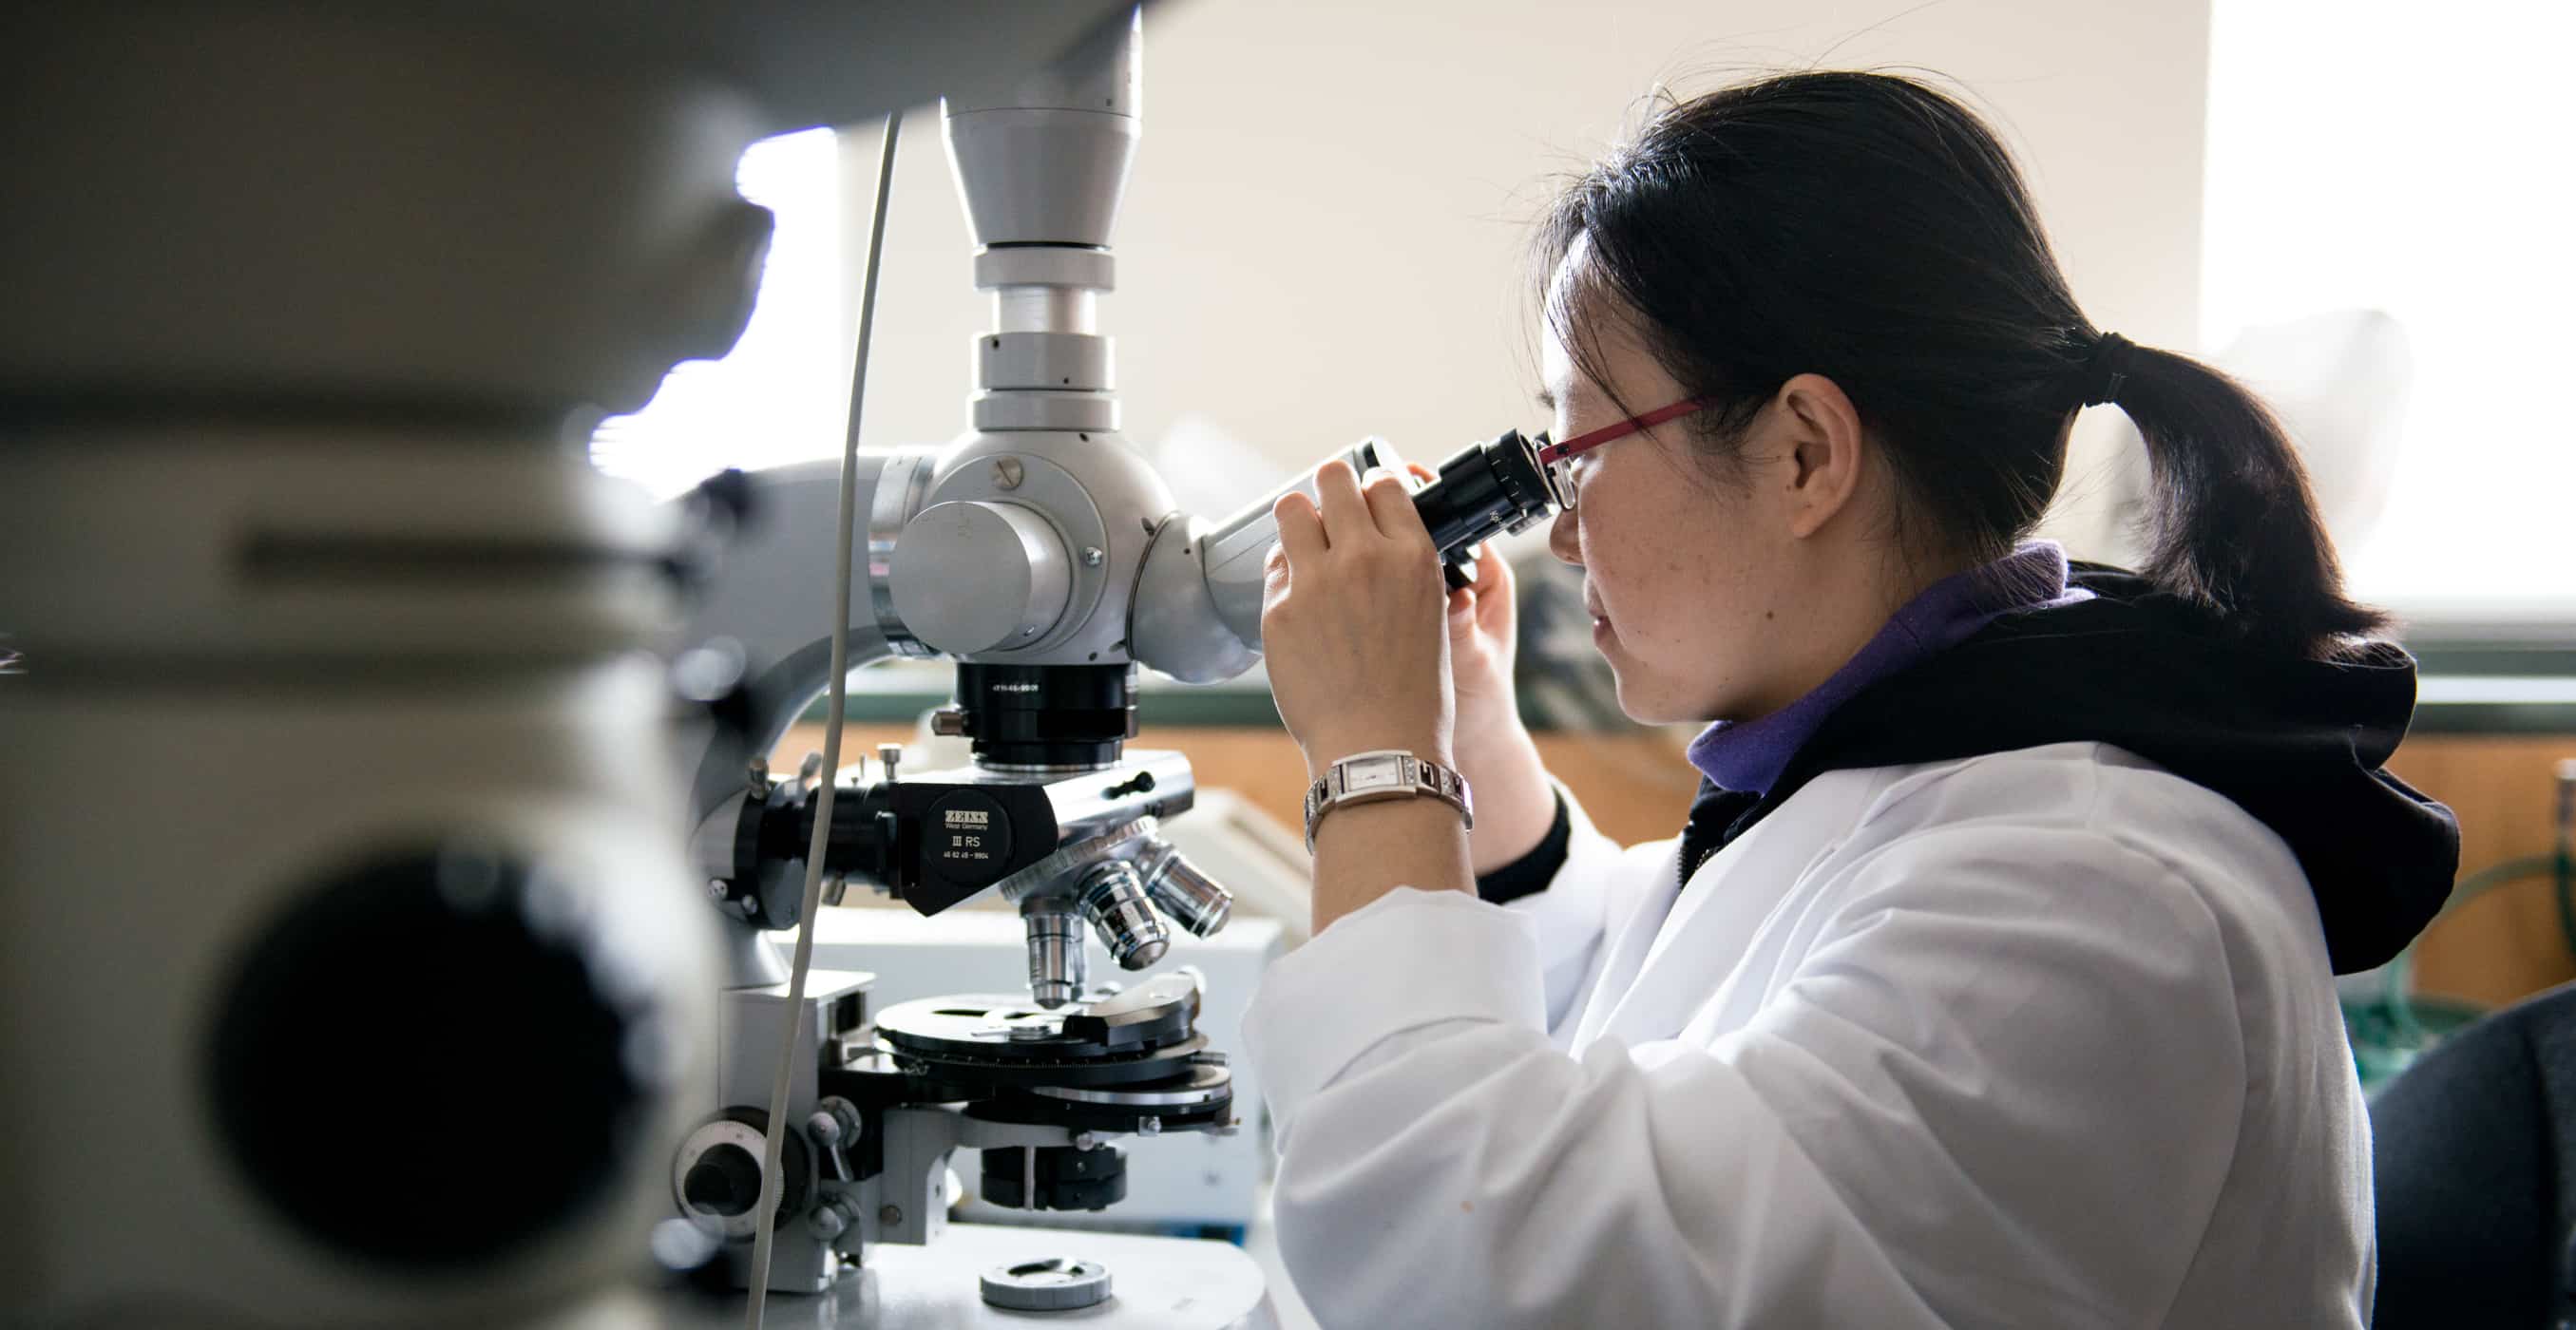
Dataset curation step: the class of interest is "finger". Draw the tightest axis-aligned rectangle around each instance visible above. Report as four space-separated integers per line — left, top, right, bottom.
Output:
1361 467 1430 547
1470 541 1513 597
1273 491 1327 566
1404 461 1438 485
1312 459 1371 546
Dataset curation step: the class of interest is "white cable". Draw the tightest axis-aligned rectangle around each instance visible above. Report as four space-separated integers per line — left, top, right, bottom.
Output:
745 108 902 1327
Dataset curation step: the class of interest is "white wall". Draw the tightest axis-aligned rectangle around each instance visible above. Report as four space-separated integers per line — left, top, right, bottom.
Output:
2201 0 2576 615
836 0 2212 545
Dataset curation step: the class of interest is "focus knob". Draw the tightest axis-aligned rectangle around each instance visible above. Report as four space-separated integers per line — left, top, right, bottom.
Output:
681 1143 764 1218
672 1112 810 1239
889 500 1072 654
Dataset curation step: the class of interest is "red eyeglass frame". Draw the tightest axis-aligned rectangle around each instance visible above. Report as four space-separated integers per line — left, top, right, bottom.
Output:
1535 396 1718 506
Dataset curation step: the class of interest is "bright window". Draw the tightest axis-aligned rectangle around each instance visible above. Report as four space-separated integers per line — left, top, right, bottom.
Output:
589 127 848 499
2204 1 2576 619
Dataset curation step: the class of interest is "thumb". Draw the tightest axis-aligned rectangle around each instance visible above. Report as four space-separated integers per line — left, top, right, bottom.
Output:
1445 586 1479 633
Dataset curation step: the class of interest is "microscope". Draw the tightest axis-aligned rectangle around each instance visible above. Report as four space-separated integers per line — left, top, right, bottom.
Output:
661 13 1563 1304
0 3 1559 1325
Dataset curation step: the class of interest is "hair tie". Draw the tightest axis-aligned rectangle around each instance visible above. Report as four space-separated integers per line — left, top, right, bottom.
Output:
2081 332 2134 407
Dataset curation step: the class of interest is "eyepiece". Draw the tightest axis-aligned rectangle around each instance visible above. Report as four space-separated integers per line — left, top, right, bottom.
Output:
1406 428 1555 569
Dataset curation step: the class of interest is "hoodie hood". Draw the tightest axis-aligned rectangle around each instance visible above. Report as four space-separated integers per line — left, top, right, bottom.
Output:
1675 563 2459 975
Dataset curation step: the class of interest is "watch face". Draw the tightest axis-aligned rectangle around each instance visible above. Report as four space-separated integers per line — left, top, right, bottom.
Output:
1341 754 1407 794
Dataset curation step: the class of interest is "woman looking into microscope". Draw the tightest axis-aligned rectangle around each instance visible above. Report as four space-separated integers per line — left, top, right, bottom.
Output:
1243 71 2455 1327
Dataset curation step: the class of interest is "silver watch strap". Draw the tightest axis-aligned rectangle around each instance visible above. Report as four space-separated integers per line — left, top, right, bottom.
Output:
1303 750 1474 853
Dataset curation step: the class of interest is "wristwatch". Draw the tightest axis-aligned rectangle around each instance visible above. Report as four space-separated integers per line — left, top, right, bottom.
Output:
1303 750 1474 853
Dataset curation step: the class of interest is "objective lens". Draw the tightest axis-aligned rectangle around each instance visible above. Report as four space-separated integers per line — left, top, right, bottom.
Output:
1022 904 1089 1009
1076 860 1169 971
1138 839 1231 937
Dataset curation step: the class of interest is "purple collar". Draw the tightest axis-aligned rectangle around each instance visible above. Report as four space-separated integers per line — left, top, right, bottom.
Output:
1685 542 2090 795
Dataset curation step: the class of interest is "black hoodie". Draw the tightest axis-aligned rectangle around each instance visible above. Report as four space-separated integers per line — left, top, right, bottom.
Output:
1480 564 2460 975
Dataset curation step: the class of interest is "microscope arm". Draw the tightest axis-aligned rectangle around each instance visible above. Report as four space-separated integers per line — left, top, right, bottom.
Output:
679 456 907 827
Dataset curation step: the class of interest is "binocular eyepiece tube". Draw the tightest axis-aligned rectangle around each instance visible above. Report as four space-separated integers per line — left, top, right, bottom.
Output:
1407 428 1558 574
1196 428 1558 651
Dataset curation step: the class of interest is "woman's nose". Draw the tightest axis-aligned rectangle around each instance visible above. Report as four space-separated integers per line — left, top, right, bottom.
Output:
1547 506 1583 567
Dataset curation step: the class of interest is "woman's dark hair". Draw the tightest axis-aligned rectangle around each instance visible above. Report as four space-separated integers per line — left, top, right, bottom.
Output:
1536 70 2384 658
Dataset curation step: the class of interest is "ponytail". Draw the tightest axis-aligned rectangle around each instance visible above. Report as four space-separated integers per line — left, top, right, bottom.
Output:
2107 338 2387 657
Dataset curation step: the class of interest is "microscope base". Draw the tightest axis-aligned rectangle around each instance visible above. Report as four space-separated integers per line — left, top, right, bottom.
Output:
660 1223 1273 1329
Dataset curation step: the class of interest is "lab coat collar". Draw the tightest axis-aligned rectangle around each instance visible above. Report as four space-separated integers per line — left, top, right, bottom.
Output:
1672 562 2457 974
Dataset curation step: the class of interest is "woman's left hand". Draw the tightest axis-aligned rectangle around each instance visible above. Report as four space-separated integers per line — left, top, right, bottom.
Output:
1261 460 1456 778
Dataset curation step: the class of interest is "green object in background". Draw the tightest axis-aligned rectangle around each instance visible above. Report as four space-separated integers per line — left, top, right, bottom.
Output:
2348 991 2487 1095
2350 846 2574 1094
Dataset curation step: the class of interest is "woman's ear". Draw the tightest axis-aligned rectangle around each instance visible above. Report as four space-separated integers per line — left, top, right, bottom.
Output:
1773 372 1869 540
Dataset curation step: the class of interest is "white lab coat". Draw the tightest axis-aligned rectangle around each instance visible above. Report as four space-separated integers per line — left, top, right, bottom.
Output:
1244 741 2372 1329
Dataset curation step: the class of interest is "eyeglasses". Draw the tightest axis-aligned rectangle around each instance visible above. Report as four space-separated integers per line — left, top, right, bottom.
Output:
1535 396 1717 509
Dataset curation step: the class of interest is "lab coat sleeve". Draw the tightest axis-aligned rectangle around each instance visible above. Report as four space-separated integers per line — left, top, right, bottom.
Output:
1242 823 2248 1329
1493 782 1659 1034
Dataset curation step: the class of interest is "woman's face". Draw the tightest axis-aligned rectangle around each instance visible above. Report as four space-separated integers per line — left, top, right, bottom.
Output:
1538 297 1820 726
